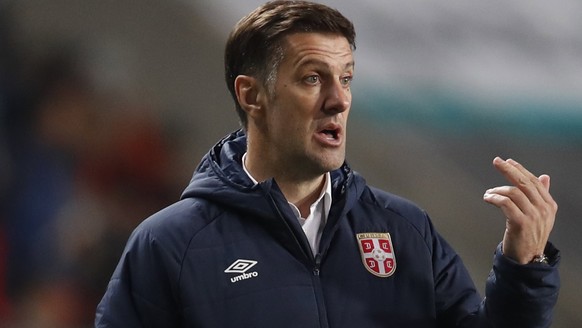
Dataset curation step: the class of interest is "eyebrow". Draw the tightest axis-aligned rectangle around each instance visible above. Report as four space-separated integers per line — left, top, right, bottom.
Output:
295 58 355 71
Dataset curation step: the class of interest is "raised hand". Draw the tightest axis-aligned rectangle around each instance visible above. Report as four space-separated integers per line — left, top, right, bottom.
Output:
483 157 557 264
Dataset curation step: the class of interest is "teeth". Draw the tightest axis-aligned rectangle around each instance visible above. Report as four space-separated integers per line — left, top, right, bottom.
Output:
323 130 336 139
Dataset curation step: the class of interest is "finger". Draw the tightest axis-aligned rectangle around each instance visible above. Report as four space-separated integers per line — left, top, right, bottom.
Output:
493 157 547 205
492 157 528 187
538 174 550 191
484 186 532 216
506 159 553 197
483 190 525 223
508 159 556 207
537 174 558 213
502 158 541 189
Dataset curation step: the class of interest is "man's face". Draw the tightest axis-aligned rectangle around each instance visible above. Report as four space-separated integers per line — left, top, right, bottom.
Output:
259 32 354 179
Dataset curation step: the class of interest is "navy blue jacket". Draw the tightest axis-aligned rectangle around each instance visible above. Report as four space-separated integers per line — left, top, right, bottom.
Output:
95 130 560 327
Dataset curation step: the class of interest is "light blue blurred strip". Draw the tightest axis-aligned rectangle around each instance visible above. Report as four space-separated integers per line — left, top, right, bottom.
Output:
355 84 582 141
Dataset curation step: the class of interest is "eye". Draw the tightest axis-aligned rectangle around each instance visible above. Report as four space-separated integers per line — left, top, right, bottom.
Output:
340 75 353 87
304 75 320 85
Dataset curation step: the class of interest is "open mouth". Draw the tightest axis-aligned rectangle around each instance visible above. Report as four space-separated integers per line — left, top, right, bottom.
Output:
321 128 339 140
316 123 342 144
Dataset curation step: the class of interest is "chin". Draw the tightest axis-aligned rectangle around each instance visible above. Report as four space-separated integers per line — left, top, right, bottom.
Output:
303 148 345 173
318 155 345 173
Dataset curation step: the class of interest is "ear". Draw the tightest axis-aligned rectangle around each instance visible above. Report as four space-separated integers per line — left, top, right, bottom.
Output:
235 75 265 119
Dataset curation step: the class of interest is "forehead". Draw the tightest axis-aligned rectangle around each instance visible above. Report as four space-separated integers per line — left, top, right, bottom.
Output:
280 33 354 69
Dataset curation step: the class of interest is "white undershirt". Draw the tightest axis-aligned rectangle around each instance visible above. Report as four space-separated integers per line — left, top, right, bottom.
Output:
242 153 332 255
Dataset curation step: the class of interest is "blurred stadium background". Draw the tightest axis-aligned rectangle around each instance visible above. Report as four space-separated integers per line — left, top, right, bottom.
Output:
1 0 580 326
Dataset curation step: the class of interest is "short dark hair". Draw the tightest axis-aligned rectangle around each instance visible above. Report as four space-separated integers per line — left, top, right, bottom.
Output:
224 0 356 128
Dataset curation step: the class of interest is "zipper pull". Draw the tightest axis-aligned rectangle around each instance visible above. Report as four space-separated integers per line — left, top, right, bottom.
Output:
313 253 322 276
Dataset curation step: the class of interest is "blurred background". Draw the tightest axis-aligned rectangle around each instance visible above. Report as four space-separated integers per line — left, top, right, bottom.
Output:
0 0 580 327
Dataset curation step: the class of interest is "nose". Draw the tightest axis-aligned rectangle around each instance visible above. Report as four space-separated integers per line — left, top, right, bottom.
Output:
323 79 351 114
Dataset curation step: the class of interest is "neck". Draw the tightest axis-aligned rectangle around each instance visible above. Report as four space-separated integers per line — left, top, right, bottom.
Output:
277 175 326 218
244 142 326 217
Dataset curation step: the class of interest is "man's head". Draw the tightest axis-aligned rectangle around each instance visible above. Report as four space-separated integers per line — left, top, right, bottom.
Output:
225 0 356 128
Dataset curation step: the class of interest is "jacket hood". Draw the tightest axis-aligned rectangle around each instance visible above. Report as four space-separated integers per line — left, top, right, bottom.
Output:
181 129 364 218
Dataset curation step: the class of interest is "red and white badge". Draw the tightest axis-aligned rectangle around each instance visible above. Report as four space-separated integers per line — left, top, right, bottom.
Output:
356 232 396 278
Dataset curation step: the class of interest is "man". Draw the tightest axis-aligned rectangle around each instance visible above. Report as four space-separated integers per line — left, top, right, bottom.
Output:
96 1 560 327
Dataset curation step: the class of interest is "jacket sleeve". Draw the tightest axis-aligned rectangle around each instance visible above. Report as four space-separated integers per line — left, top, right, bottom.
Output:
430 229 486 327
428 216 560 327
95 223 183 328
482 242 560 328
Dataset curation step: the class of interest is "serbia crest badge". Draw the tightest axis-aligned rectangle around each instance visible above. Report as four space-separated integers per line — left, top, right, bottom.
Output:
356 232 396 277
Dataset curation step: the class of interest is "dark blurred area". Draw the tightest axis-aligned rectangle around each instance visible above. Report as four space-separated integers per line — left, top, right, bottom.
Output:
0 0 580 327
0 2 202 326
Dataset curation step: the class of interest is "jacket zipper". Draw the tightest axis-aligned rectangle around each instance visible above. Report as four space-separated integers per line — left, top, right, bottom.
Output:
310 252 329 328
313 253 322 276
267 193 329 328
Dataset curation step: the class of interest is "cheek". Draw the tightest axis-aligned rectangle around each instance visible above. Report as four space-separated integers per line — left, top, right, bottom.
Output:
267 90 316 136
265 106 297 142
272 112 302 138
270 101 304 127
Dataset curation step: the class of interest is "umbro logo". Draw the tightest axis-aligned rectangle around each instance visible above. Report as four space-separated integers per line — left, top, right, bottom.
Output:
225 259 259 283
224 259 257 273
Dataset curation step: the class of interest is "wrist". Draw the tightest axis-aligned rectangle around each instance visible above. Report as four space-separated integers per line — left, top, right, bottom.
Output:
500 243 547 265
530 253 549 265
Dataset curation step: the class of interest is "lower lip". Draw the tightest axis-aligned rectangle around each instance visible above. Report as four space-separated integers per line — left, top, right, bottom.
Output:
314 131 342 147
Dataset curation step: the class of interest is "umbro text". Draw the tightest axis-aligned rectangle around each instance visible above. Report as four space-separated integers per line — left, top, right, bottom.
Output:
230 271 259 283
